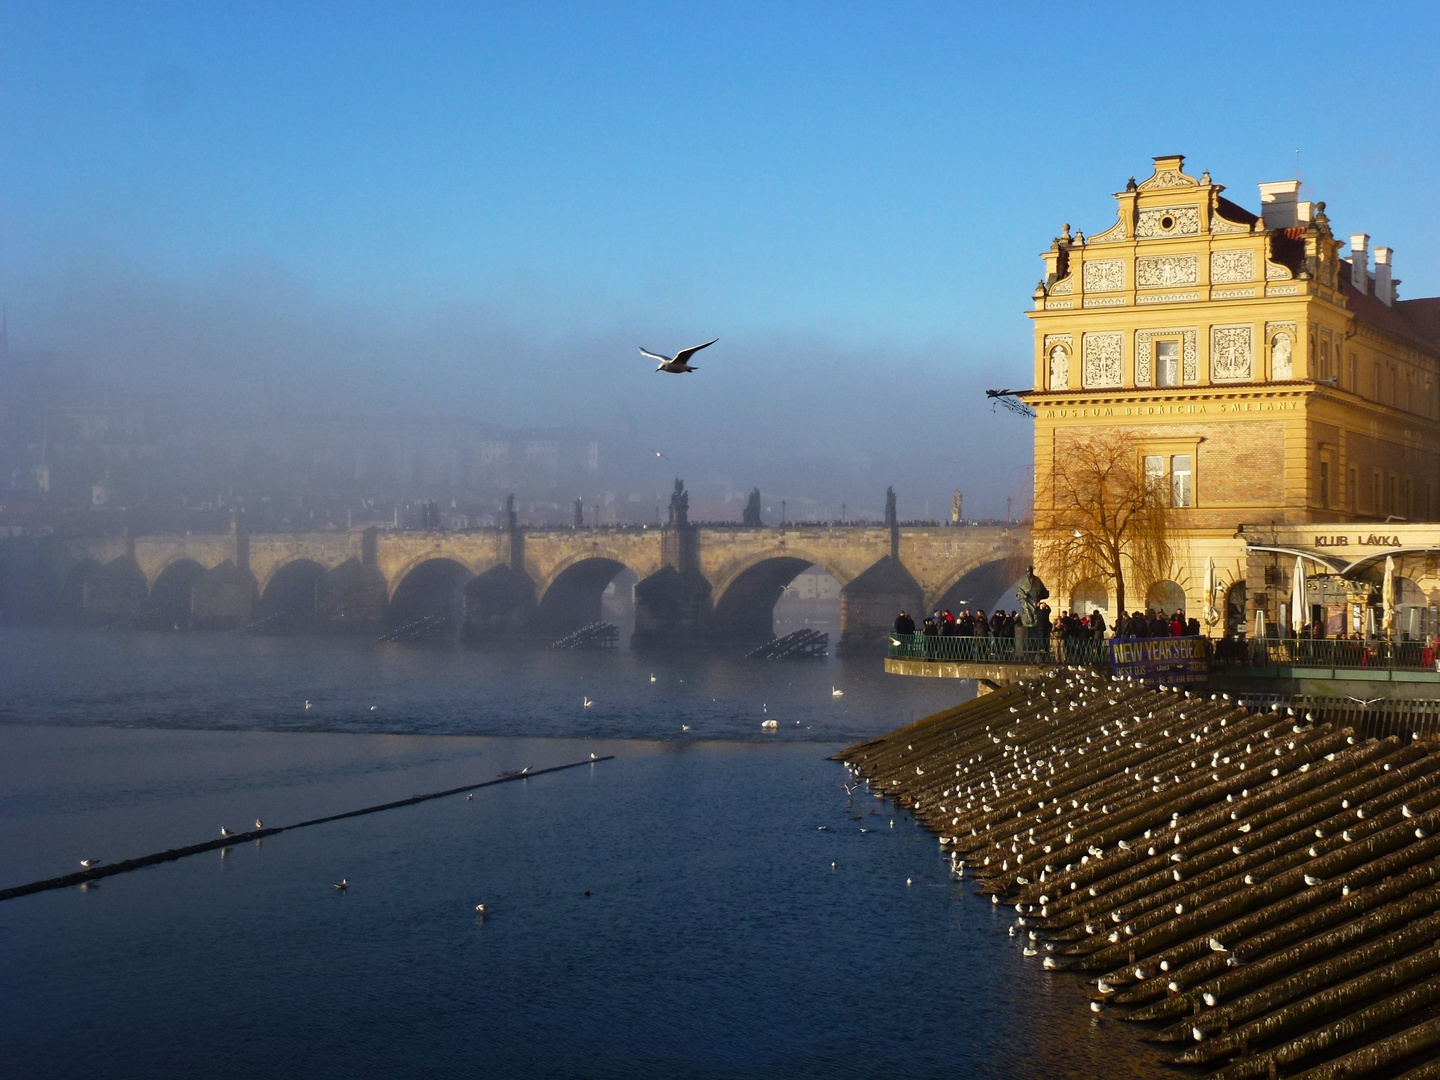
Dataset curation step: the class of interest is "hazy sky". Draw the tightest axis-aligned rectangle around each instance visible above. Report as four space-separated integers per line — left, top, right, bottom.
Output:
2 3 1438 516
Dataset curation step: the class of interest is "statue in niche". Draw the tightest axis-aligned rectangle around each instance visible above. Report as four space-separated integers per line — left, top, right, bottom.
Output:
1049 345 1070 390
1271 333 1293 381
667 478 689 528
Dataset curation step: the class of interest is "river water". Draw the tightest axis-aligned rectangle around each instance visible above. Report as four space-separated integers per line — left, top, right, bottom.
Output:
0 628 1167 1078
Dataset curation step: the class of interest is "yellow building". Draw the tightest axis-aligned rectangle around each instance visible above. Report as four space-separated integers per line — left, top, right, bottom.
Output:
1025 155 1440 633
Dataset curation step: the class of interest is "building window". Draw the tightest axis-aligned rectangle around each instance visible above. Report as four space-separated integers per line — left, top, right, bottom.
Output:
1374 362 1383 401
1144 455 1166 492
1319 460 1331 509
1171 455 1193 507
1373 470 1383 515
1155 340 1181 387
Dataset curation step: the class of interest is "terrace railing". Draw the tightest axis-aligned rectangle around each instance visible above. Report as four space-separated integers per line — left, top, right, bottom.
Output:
1242 637 1439 672
886 632 1108 667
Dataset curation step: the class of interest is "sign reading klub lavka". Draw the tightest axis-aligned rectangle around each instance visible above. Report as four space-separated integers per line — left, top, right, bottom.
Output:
1108 636 1210 686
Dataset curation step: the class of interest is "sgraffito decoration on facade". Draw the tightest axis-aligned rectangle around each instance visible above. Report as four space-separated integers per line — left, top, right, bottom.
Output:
1089 218 1127 244
1138 168 1199 191
1082 331 1124 388
1137 254 1199 288
1210 250 1254 284
1136 206 1200 238
1048 275 1074 296
1266 259 1294 281
1134 328 1198 386
1209 213 1251 235
1082 259 1125 293
1211 325 1254 382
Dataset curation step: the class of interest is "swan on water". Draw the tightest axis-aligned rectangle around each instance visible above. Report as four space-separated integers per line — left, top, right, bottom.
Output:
761 719 778 729
650 674 656 683
304 700 313 710
583 697 594 708
831 687 844 698
681 725 690 732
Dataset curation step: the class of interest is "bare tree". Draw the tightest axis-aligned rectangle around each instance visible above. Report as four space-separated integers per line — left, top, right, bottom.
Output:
1034 432 1175 618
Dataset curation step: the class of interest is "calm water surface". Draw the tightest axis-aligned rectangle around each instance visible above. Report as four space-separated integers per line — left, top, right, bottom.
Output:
0 629 1167 1078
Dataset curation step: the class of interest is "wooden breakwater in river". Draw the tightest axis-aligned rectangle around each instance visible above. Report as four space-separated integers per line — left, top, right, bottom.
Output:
840 670 1440 1079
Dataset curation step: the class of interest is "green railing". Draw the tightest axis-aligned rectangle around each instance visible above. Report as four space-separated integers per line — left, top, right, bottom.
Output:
886 632 1108 667
1243 637 1439 672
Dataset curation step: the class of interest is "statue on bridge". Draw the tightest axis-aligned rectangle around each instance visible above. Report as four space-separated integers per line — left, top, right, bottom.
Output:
504 494 517 532
742 488 762 527
667 478 690 528
1016 566 1050 628
884 486 897 528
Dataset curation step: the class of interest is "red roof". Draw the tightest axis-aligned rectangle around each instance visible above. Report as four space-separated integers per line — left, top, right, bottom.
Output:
1339 261 1440 354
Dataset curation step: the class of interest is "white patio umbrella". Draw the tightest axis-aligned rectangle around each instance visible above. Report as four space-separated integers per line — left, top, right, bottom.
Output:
1291 558 1308 636
1382 555 1397 639
1202 557 1219 627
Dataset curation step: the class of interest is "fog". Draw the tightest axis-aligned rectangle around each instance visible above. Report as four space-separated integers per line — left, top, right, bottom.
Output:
3 256 1033 523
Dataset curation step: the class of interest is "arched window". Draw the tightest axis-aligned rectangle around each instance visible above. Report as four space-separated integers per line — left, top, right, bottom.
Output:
1070 579 1109 617
1146 579 1186 617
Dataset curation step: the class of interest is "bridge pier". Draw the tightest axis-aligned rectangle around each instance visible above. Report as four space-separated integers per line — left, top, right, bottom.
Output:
838 556 924 654
191 560 258 629
316 559 388 632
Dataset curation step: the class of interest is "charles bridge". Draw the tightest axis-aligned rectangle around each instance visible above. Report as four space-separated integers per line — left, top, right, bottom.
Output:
41 515 1026 650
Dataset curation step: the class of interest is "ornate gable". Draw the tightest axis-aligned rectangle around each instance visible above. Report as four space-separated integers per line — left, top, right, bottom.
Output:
1138 154 1201 191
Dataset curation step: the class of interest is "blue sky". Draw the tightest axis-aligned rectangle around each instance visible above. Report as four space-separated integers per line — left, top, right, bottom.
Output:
2 3 1438 515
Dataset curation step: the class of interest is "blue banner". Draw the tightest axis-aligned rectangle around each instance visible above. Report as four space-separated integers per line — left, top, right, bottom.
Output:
1109 635 1210 686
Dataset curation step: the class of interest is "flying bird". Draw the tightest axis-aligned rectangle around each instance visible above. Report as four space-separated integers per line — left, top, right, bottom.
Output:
640 339 716 373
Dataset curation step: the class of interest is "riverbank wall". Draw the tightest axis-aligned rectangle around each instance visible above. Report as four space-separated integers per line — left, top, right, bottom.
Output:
841 670 1440 1079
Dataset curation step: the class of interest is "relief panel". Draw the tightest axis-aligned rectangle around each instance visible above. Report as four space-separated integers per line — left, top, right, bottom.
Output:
1211 325 1254 382
1136 254 1199 288
1136 206 1200 238
1082 332 1124 388
1082 259 1125 292
1210 250 1254 284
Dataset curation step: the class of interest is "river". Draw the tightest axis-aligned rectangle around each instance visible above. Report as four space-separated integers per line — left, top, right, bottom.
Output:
0 628 1167 1078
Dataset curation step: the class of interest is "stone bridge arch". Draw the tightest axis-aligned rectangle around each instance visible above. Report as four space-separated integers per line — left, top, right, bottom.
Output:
257 558 328 624
929 556 1024 617
707 546 855 641
535 551 647 639
388 556 475 633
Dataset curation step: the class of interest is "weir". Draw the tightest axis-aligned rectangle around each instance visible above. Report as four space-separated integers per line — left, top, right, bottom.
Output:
0 755 614 904
841 675 1440 1078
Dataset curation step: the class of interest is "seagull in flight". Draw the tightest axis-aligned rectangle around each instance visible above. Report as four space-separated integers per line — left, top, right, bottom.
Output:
640 339 716 373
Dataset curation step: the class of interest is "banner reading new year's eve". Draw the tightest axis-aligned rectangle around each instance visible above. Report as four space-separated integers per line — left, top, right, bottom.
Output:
1108 636 1210 686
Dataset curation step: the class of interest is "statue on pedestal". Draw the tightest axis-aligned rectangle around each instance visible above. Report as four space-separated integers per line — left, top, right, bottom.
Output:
667 478 689 528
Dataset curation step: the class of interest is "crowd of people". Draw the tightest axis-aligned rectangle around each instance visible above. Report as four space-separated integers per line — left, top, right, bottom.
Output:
894 604 1203 642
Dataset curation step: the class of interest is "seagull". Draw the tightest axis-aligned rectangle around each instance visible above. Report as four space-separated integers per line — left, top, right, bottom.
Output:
1202 992 1217 1007
79 858 102 869
583 697 594 708
1347 696 1383 707
254 819 264 830
589 752 597 761
906 877 912 886
466 793 474 801
474 904 487 918
1403 805 1415 818
220 827 232 838
333 879 348 891
830 861 836 869
370 705 378 711
1304 874 1322 886
832 687 844 698
1208 937 1228 953
817 825 828 831
761 719 778 729
650 674 657 683
1090 1001 1102 1013
640 339 716 373
681 724 690 732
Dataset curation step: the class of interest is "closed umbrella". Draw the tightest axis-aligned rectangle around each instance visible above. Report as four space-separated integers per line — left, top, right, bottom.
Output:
1202 556 1219 627
1291 557 1307 636
1383 555 1397 639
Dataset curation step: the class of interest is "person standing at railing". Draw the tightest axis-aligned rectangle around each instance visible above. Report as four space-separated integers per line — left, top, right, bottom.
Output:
894 610 915 635
1089 608 1107 642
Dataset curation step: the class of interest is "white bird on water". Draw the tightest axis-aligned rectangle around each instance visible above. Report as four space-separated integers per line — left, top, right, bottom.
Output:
761 719 778 730
650 674 657 683
681 725 690 732
370 705 378 712
639 339 717 374
304 700 313 710
466 794 473 801
333 879 348 891
79 858 102 869
590 753 597 761
832 687 844 698
474 903 487 918
583 697 594 709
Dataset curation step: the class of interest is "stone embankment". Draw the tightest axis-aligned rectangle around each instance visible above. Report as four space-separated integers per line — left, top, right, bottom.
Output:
840 670 1440 1079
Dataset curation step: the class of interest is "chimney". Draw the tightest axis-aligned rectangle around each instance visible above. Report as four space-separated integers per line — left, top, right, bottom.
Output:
1374 246 1394 306
1350 234 1370 294
1258 180 1302 228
